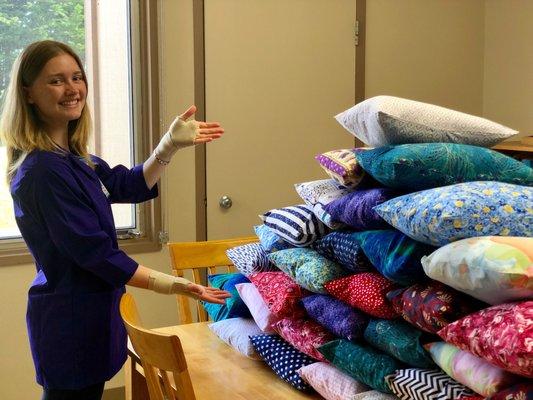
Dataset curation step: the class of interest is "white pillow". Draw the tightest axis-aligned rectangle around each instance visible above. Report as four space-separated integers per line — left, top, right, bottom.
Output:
297 362 369 400
208 318 263 359
335 95 518 147
235 283 278 333
351 391 399 400
294 179 351 229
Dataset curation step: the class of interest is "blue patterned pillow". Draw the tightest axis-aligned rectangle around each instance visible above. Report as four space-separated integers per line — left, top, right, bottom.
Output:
254 224 293 253
375 182 533 246
226 242 276 277
312 231 373 273
386 369 476 400
203 273 251 322
357 230 435 285
363 319 435 368
261 204 328 247
268 248 349 294
302 294 369 341
249 334 314 390
318 339 404 393
355 143 533 191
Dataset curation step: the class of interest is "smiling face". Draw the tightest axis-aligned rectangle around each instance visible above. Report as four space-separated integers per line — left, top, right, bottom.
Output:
25 53 87 134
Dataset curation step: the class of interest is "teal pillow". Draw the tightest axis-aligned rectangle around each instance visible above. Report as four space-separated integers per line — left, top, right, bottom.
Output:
318 339 403 393
355 143 533 191
363 319 435 368
203 273 251 322
357 230 436 285
375 181 533 246
268 248 350 294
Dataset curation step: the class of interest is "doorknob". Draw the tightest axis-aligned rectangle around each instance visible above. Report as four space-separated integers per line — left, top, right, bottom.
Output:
219 195 233 209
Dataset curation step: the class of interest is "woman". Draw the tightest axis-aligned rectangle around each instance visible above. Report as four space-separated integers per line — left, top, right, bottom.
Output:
0 40 229 400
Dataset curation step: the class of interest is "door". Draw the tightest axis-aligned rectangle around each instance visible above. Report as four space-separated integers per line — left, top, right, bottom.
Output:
205 0 357 239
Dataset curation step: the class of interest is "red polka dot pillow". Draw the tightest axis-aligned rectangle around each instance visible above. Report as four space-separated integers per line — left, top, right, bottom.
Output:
249 272 308 319
324 272 398 318
273 316 335 361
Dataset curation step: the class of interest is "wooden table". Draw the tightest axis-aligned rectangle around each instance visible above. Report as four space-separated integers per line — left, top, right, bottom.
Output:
125 322 322 400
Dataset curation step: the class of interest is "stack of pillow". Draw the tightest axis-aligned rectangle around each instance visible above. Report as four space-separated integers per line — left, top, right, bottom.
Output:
205 96 532 400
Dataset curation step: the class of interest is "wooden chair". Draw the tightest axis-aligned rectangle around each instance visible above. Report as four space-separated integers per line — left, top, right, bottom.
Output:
120 292 196 400
168 236 258 324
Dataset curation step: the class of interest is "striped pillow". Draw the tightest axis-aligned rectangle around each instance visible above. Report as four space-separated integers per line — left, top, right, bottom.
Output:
260 204 327 247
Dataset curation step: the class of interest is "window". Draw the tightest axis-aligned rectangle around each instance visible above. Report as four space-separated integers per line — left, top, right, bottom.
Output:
0 0 161 265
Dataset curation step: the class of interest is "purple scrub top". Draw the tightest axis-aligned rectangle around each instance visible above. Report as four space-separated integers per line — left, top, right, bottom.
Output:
10 150 158 390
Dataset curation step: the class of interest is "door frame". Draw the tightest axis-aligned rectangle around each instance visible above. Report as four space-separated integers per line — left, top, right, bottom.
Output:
192 0 366 240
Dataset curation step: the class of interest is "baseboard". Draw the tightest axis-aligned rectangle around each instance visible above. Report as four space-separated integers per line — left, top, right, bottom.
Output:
102 386 125 400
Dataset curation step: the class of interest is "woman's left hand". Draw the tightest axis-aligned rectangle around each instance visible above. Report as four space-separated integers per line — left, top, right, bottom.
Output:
186 283 232 305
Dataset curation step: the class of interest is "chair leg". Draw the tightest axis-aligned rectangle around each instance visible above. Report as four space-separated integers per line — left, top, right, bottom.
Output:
125 355 150 400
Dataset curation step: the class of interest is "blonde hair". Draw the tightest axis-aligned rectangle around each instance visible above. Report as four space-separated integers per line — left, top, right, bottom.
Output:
0 40 93 183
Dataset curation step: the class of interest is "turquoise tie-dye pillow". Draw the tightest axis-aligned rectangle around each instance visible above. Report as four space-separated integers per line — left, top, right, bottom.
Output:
268 248 349 294
318 339 403 393
355 143 533 191
202 273 251 322
374 181 532 246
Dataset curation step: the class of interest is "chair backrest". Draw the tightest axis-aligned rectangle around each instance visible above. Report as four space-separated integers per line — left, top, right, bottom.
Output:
168 236 258 324
120 293 196 400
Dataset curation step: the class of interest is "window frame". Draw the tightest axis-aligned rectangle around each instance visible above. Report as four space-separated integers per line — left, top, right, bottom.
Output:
0 0 162 266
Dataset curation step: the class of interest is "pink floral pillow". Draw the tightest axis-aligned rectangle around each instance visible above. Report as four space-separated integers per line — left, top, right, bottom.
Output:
249 272 308 319
297 362 370 399
438 301 533 378
235 283 278 333
274 316 334 361
325 272 398 318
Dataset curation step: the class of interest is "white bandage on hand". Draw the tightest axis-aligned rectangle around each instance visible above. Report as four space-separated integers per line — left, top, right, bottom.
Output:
153 116 200 163
147 270 193 296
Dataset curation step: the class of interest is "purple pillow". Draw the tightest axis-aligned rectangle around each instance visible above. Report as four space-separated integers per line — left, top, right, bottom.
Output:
301 294 369 341
324 188 398 230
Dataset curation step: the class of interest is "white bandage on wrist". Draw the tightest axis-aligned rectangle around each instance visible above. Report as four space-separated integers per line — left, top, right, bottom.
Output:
153 117 199 162
147 270 192 295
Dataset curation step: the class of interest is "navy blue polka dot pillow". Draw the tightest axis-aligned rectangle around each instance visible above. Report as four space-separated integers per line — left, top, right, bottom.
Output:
249 334 315 390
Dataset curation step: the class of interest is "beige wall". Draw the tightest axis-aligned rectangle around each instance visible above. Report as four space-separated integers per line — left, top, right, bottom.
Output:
365 0 486 115
0 1 198 399
483 0 533 136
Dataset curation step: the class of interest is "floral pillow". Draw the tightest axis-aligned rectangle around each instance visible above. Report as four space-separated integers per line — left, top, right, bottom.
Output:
355 143 533 191
248 272 308 319
334 95 517 147
425 342 521 397
235 283 278 333
260 204 328 247
253 224 293 253
318 339 403 393
386 368 477 400
375 181 532 246
294 179 352 228
268 248 349 294
325 272 398 319
314 148 367 188
486 383 533 400
301 294 369 341
208 318 263 359
363 319 435 368
386 281 485 334
297 362 370 400
226 242 276 277
438 301 533 378
421 236 533 305
312 231 373 273
273 316 334 361
357 229 435 285
324 188 399 231
203 273 251 322
249 334 314 391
